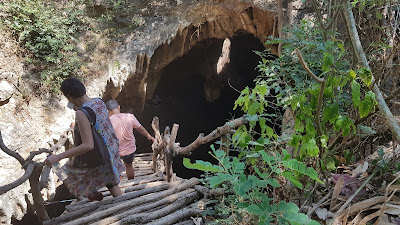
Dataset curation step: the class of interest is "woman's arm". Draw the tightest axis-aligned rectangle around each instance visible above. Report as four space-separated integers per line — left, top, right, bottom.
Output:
45 110 94 166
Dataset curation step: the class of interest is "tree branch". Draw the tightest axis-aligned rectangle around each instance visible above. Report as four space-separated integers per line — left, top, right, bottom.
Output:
384 85 400 102
0 130 25 166
311 0 328 41
295 49 326 148
26 148 52 162
295 49 325 83
343 0 400 143
175 117 249 155
0 164 34 195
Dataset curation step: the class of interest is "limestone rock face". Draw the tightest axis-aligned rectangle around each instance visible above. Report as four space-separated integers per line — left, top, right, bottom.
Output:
0 30 75 224
103 0 280 112
0 155 32 224
0 79 14 103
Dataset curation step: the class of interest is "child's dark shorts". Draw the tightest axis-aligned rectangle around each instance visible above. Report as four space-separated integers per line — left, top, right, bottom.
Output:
120 152 135 164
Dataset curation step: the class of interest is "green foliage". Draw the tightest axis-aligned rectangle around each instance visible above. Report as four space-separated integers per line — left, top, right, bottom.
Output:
246 21 377 165
184 146 320 224
0 0 84 91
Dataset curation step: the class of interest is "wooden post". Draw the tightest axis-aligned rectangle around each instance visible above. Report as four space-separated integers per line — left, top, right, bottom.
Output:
220 134 229 156
166 124 179 182
29 164 50 224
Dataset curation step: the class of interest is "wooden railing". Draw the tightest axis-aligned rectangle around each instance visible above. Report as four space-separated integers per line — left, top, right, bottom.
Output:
150 116 249 182
0 128 73 224
0 115 248 224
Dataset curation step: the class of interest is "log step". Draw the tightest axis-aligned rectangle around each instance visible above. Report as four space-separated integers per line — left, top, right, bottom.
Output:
45 153 205 225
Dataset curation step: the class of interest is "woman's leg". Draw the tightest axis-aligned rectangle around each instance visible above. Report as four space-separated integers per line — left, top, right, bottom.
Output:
108 184 123 197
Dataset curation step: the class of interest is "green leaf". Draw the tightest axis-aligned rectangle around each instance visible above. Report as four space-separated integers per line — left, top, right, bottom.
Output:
351 80 361 107
289 134 301 151
237 202 250 208
282 171 303 189
357 67 372 87
283 159 323 184
359 91 376 118
247 204 263 215
266 126 275 139
234 175 255 196
326 158 336 171
305 118 316 136
209 173 232 188
322 53 334 71
348 69 356 79
306 220 321 225
283 212 309 224
183 158 224 173
323 102 339 123
266 178 281 187
278 201 299 213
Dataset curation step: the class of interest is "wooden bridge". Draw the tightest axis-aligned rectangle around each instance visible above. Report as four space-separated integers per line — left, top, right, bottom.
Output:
0 116 247 225
45 153 205 225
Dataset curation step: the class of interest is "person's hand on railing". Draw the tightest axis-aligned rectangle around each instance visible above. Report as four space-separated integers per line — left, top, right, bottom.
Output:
45 154 62 167
148 135 155 142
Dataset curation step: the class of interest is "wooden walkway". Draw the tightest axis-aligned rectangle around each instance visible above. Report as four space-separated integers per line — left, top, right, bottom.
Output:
44 153 204 225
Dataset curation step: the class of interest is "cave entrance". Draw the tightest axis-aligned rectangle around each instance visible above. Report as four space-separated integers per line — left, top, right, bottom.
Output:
135 33 267 178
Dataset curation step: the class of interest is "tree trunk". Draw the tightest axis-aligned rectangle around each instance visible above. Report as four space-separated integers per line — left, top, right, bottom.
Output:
343 0 400 143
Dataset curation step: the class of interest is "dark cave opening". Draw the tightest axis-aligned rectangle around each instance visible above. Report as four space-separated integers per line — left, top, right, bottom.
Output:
135 33 273 179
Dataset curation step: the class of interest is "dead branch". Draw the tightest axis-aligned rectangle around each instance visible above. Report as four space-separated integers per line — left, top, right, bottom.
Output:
306 190 332 217
331 196 385 224
375 174 400 224
149 200 205 225
343 0 400 143
116 191 200 224
0 130 25 166
96 181 183 211
384 86 400 102
311 0 328 41
93 189 197 225
26 148 52 162
0 164 34 195
194 185 224 198
175 117 248 155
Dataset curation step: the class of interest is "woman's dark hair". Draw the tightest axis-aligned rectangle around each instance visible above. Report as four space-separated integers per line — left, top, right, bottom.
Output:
61 78 86 98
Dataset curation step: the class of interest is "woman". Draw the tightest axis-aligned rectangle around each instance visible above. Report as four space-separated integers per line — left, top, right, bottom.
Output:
45 78 124 200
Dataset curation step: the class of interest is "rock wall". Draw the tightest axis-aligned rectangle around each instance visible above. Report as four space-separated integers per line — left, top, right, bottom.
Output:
104 0 279 113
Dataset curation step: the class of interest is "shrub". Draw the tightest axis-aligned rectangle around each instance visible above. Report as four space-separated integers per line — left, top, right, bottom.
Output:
0 0 85 92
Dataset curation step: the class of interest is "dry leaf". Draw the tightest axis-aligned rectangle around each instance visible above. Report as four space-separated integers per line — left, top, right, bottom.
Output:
331 176 344 211
315 207 334 220
376 214 396 225
351 161 368 176
337 196 385 218
384 204 400 215
331 174 367 200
